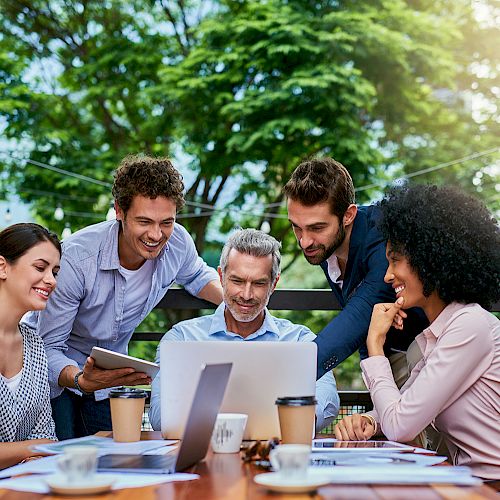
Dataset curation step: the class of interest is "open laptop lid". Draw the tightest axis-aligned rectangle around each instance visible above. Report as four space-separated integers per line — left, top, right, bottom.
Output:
98 362 232 474
161 342 316 440
175 362 232 471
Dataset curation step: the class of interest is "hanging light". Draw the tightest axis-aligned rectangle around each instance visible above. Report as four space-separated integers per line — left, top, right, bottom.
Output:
54 205 64 221
106 203 116 221
260 220 271 233
62 223 72 239
4 208 12 223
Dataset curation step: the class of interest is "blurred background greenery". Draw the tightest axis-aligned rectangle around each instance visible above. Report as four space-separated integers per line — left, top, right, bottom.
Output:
1 0 498 388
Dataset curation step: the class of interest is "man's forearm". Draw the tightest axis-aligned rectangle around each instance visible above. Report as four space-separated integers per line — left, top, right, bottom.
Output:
58 365 80 390
196 279 223 305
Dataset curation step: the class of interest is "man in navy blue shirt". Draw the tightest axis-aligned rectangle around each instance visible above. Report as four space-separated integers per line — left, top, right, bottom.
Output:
284 157 427 380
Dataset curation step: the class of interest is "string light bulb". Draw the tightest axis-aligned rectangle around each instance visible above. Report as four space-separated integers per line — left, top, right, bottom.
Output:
260 220 271 233
62 223 72 239
54 205 64 221
106 204 116 221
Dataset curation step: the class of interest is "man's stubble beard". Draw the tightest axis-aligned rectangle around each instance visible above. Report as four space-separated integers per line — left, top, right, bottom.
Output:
303 223 346 265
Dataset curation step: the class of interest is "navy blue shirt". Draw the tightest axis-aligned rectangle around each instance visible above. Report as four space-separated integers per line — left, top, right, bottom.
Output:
314 205 428 379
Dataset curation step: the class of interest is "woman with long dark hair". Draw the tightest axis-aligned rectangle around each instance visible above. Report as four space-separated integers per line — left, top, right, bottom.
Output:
0 223 61 468
334 185 499 479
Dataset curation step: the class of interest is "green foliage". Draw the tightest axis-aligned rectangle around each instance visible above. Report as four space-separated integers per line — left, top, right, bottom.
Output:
1 0 497 238
0 0 498 386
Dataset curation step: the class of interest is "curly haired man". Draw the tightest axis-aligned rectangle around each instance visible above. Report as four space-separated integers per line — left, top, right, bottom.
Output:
24 155 222 439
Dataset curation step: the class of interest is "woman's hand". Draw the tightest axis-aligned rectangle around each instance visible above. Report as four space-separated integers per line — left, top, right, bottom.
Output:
0 439 56 469
334 414 376 441
367 297 405 356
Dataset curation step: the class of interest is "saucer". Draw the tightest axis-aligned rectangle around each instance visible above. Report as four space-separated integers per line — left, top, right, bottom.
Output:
45 474 115 495
254 472 331 493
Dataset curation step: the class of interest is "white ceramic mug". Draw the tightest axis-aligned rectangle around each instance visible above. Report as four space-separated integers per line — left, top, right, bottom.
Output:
56 445 98 483
211 413 248 453
269 444 311 478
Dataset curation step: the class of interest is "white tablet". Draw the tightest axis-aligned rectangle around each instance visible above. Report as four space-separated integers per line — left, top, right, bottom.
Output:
90 346 160 379
312 439 415 452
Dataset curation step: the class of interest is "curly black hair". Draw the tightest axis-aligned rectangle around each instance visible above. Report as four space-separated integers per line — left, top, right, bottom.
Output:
112 155 185 213
378 184 500 309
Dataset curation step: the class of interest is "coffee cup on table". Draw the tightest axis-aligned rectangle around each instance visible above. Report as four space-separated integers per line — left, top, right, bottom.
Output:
211 413 248 453
275 396 316 445
56 445 98 482
109 387 147 442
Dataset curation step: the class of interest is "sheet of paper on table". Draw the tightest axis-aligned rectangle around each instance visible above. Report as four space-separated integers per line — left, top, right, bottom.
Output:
32 436 178 456
0 471 198 494
311 452 447 467
306 465 482 486
0 437 178 480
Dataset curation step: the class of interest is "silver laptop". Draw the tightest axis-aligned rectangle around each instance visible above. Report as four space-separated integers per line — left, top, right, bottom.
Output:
160 341 317 440
98 362 232 473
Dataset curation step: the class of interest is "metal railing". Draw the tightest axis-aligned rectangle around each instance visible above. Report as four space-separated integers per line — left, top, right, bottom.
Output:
135 288 500 342
137 288 499 429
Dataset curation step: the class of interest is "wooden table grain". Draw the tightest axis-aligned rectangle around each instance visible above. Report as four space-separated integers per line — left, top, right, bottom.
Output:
0 432 497 499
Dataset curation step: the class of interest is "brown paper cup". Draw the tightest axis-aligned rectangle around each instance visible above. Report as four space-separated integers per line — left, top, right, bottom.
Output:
275 396 316 445
109 387 147 443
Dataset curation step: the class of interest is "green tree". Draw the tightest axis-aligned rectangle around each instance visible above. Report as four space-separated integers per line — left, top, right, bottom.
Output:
1 0 498 386
0 0 177 233
1 0 498 241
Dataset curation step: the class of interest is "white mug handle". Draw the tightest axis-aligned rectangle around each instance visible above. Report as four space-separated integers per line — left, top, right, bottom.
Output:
269 447 281 471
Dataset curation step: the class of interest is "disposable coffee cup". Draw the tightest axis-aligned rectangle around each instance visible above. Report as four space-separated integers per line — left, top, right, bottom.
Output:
275 396 316 445
109 387 147 442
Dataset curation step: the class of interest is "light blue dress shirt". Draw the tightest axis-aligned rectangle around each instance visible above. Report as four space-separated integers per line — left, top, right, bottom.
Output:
149 303 340 431
23 220 218 400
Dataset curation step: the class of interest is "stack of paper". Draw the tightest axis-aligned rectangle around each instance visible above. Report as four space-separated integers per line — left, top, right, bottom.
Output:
307 465 481 486
31 435 178 456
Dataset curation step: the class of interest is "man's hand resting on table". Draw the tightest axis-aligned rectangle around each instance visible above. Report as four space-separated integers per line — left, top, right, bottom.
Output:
334 414 376 441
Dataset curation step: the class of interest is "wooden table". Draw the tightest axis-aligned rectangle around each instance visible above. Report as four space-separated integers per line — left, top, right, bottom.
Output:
0 432 498 499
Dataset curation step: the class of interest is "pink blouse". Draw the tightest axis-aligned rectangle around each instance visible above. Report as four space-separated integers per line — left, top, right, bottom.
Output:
361 302 500 479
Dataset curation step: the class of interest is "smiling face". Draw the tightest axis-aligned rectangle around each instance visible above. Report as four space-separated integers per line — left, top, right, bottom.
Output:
287 199 352 265
116 195 177 270
219 249 278 334
384 244 445 321
384 246 424 308
0 240 60 313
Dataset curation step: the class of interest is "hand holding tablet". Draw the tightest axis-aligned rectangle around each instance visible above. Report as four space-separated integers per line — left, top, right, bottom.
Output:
90 346 160 379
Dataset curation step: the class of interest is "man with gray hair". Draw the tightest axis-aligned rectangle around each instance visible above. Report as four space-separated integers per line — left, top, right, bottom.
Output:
149 228 339 431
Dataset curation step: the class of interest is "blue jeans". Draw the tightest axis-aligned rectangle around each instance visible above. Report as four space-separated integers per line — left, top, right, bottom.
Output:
51 390 112 440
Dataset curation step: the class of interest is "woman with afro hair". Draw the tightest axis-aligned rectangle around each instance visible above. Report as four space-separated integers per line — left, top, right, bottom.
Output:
334 184 499 480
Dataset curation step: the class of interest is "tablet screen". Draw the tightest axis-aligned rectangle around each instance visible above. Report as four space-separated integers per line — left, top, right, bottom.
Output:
312 440 414 452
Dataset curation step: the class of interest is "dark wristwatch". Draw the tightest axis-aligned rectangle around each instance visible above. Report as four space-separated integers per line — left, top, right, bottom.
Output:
74 370 93 395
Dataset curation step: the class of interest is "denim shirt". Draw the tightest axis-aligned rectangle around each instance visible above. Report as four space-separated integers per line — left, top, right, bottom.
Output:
23 220 218 400
149 303 340 431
